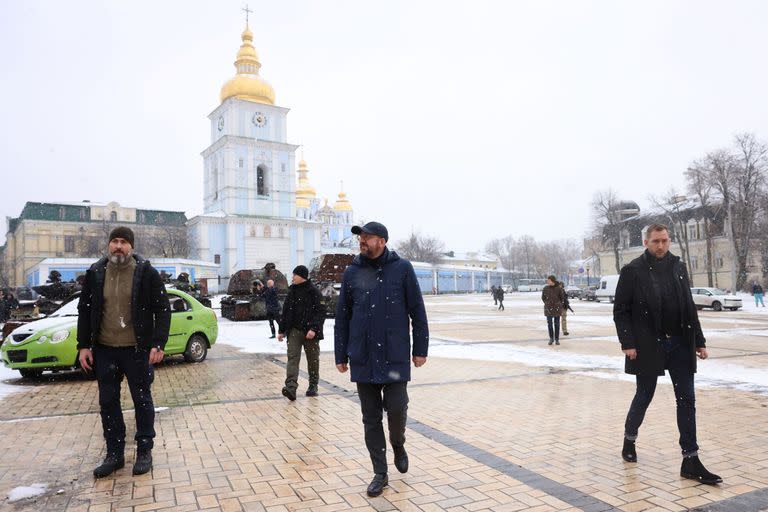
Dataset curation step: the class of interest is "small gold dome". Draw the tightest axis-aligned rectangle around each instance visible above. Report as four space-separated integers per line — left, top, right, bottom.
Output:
220 27 275 105
334 191 353 212
295 159 316 209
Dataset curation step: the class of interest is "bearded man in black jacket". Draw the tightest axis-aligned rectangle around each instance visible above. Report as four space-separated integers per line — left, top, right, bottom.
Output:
278 265 325 400
614 223 721 485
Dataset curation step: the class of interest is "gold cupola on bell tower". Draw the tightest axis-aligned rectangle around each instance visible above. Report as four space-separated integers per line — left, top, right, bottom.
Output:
220 22 276 105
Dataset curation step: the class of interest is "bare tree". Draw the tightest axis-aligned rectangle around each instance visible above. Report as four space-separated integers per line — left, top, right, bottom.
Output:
395 232 445 264
591 188 624 273
649 189 694 273
685 160 718 286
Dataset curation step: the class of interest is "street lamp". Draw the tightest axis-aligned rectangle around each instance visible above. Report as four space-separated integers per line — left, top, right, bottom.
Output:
586 267 590 288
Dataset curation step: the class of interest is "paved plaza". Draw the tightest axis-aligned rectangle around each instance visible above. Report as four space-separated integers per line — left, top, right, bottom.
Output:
0 293 766 511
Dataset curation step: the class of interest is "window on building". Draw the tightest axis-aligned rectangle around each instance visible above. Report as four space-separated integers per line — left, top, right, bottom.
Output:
257 166 266 195
691 256 698 270
214 254 221 264
264 225 271 238
110 211 117 222
715 255 724 268
59 207 65 220
239 158 244 168
64 235 75 253
212 167 219 200
157 213 165 224
79 209 86 220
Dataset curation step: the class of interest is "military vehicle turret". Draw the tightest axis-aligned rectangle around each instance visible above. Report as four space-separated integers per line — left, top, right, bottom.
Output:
220 263 289 321
161 271 212 307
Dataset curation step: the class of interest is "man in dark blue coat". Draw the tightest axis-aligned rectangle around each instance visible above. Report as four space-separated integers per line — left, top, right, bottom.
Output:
335 221 429 498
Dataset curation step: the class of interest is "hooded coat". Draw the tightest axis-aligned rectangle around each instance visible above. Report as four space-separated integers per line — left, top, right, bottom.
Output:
613 250 705 376
334 247 429 383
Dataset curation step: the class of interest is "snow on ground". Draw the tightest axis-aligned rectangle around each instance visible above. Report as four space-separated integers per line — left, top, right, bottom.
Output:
0 364 23 399
7 483 47 502
216 317 337 354
428 338 768 395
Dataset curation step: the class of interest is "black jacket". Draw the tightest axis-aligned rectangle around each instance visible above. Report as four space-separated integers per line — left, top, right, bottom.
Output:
753 284 764 295
613 250 705 376
279 280 325 339
262 286 281 315
76 255 171 351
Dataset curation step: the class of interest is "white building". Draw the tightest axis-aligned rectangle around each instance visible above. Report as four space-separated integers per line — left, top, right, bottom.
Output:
188 22 355 277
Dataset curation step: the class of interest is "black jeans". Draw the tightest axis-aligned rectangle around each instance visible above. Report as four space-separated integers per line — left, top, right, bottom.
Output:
498 299 504 311
546 316 560 341
266 312 278 336
624 337 698 456
93 344 156 455
356 382 409 475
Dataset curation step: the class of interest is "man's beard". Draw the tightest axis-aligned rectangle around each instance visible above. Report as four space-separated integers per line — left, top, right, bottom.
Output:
109 252 130 264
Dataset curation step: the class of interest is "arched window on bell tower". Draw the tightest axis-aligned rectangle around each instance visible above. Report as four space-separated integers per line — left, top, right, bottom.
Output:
257 165 267 196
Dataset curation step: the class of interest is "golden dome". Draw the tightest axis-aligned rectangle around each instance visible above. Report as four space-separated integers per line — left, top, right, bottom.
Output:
220 26 275 105
295 158 316 209
334 190 353 212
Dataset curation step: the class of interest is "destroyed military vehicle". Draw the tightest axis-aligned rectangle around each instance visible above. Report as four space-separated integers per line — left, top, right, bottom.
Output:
220 263 289 321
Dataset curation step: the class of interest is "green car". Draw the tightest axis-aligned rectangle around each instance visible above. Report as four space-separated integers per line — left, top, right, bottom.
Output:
1 288 218 379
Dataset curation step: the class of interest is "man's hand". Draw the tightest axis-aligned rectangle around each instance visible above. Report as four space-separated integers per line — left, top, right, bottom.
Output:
412 356 427 367
623 348 638 360
336 363 348 373
696 347 709 360
306 330 316 340
149 347 164 365
277 333 285 342
78 348 93 372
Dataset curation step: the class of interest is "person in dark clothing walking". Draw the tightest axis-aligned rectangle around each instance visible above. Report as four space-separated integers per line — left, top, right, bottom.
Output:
335 221 429 498
614 223 721 485
497 286 505 310
542 276 565 345
752 282 765 307
261 279 281 338
77 226 171 478
490 285 498 305
278 265 325 400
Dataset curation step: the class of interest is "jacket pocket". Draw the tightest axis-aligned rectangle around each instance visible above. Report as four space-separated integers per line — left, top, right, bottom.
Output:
347 334 368 365
386 330 410 363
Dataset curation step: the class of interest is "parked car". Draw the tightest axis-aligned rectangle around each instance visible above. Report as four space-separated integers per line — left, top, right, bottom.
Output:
565 286 581 299
595 275 620 303
690 287 742 311
579 286 598 301
1 289 218 379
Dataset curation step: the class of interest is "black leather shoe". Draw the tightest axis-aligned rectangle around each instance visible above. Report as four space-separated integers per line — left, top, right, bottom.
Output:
622 439 637 462
305 384 318 397
548 339 554 345
132 449 153 476
555 340 560 345
93 454 125 478
366 473 388 497
563 331 569 336
282 387 296 401
394 446 409 474
681 456 722 485
269 335 276 339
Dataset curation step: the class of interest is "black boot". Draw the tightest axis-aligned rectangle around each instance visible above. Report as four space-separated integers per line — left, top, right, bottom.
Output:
282 386 296 401
132 449 153 476
93 453 125 478
622 439 637 462
269 334 276 339
548 339 554 345
305 384 318 397
555 339 560 345
394 446 409 474
681 456 722 484
366 473 388 497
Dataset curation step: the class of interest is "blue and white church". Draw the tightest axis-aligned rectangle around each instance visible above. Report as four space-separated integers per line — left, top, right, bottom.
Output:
188 21 355 278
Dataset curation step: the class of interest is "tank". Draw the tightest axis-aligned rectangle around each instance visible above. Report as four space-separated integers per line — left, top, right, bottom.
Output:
220 263 289 321
32 271 82 315
308 253 355 318
160 271 212 307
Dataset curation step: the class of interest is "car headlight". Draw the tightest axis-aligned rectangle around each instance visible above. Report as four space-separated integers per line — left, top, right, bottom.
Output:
50 330 70 344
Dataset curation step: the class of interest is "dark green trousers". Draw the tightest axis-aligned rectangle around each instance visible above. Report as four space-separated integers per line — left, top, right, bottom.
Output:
285 328 320 391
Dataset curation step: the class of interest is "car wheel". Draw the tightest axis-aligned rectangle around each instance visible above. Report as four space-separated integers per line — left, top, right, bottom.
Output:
712 301 722 312
19 368 43 379
184 334 208 363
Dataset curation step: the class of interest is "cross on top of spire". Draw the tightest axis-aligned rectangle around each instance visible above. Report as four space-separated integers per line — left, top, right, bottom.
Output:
242 4 253 26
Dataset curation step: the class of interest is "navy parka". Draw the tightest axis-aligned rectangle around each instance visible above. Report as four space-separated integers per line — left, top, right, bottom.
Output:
334 248 429 383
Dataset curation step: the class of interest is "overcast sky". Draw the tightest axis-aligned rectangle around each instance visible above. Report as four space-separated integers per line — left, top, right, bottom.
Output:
2 1 768 252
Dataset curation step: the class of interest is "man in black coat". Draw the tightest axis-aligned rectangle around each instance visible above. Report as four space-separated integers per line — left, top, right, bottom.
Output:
613 223 721 484
335 221 429 498
77 227 171 478
278 265 325 400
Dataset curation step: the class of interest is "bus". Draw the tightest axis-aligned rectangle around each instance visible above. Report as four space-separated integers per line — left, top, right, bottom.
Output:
517 278 547 292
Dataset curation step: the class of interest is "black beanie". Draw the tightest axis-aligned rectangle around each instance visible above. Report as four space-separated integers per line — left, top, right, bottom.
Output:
109 226 135 247
292 265 309 280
